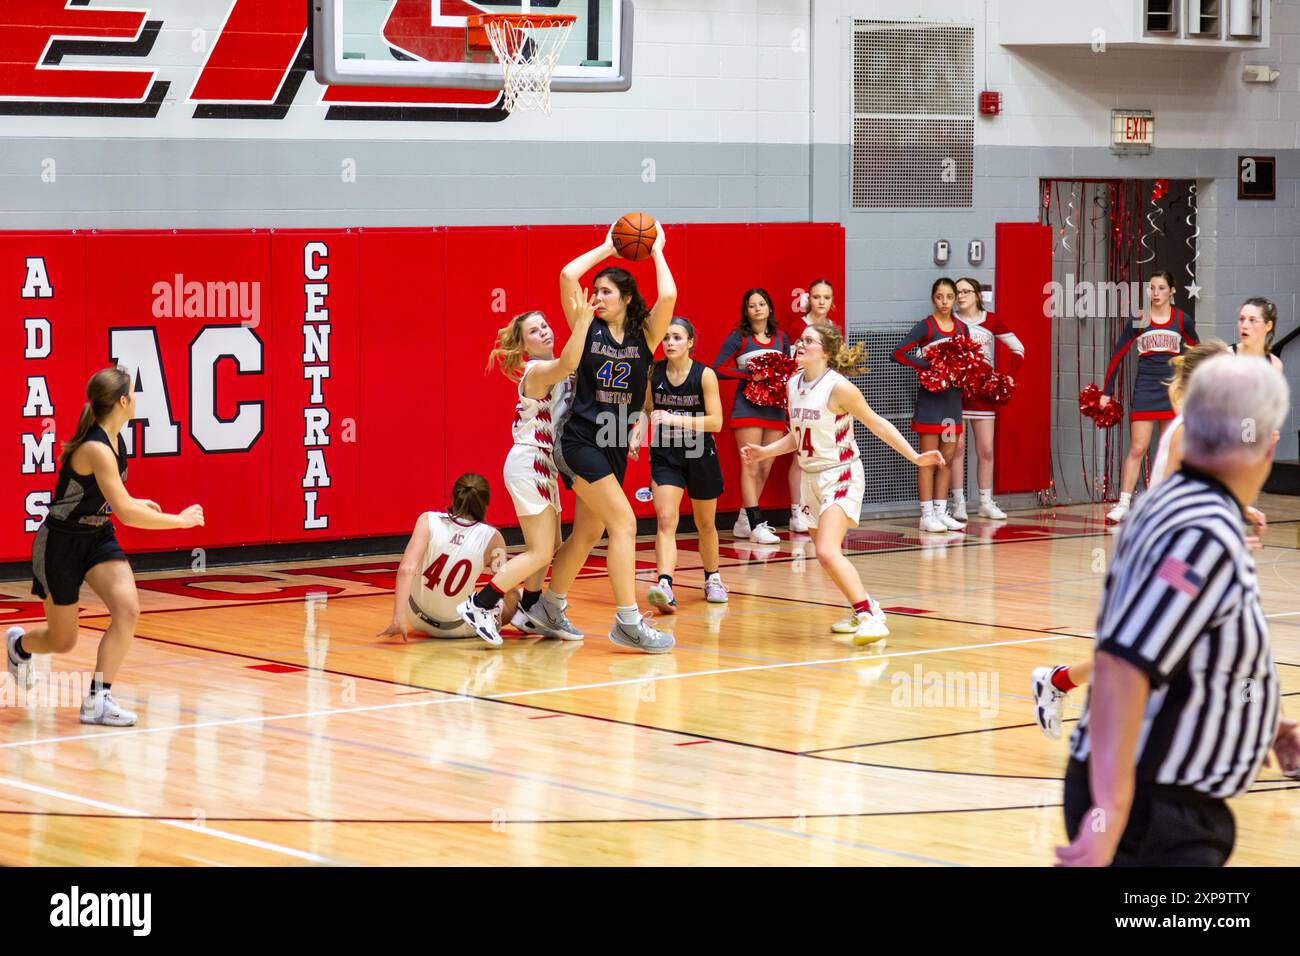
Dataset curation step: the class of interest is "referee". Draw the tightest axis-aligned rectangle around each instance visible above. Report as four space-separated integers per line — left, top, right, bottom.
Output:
1057 355 1300 867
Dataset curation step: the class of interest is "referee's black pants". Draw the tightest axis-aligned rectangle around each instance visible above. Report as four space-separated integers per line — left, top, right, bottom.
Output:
1064 760 1236 867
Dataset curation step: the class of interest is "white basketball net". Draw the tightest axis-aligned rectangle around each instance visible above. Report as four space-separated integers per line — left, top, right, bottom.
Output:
481 15 576 115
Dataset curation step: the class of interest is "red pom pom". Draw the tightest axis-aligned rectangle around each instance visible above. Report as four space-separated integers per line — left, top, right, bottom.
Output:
919 368 951 393
742 351 799 408
973 371 1015 405
1079 384 1123 428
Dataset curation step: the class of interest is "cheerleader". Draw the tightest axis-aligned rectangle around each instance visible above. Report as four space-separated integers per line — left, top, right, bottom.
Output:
1232 296 1285 371
379 473 516 646
5 367 204 727
456 299 595 644
629 317 727 611
1097 270 1199 523
712 288 790 545
949 276 1024 521
780 279 840 533
891 278 971 533
1030 341 1261 739
743 324 944 644
528 224 678 654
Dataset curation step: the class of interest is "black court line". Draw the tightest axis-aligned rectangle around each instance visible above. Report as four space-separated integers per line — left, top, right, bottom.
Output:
61 621 1088 783
803 718 1081 754
4 782 1295 827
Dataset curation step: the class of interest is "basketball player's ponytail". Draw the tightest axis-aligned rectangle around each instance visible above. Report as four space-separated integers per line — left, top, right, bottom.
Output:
486 311 544 382
811 322 868 376
450 472 490 523
60 366 131 467
594 267 649 339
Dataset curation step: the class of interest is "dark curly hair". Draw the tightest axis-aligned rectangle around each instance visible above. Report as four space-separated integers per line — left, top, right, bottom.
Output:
593 266 650 340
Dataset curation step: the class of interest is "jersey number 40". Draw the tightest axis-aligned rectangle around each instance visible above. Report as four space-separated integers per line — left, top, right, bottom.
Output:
423 553 472 596
596 361 631 390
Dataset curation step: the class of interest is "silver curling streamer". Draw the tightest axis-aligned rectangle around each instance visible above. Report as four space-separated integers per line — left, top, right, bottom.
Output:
1061 182 1079 254
1184 183 1201 282
1137 187 1164 266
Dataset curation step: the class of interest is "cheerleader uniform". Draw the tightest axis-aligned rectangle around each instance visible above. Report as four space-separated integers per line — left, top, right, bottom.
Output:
787 369 865 528
503 361 571 516
32 424 129 606
781 312 843 359
1101 309 1199 421
553 319 653 488
962 312 1024 420
649 359 723 501
712 329 791 431
891 315 972 435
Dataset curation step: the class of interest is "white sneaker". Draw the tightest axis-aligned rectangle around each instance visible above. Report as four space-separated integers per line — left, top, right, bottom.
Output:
789 507 809 533
5 626 34 691
951 499 968 522
749 521 780 545
80 690 137 727
830 613 858 634
1032 666 1068 740
1106 502 1129 523
457 598 504 647
853 608 889 647
733 511 751 538
919 514 947 533
938 511 966 531
978 501 1008 520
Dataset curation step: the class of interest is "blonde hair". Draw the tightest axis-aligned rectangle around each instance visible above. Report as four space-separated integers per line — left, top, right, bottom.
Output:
809 322 867 376
486 310 545 382
1165 339 1230 406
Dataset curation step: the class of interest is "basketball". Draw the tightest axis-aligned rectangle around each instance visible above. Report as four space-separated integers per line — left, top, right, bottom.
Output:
611 212 658 261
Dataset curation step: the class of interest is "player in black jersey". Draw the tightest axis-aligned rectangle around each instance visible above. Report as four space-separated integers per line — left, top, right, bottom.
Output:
534 222 678 653
629 317 726 613
5 367 204 726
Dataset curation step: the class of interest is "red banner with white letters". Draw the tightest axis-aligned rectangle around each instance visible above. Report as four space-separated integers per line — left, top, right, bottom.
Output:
0 223 845 564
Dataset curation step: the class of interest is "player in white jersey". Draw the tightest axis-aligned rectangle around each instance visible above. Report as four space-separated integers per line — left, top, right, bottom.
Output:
458 299 595 645
743 323 943 645
378 473 515 647
1030 340 1276 739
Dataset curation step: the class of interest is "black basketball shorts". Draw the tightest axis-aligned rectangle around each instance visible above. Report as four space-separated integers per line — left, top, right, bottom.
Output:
31 523 128 606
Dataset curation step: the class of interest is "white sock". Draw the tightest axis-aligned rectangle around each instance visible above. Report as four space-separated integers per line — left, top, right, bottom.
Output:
616 605 640 626
921 501 934 516
952 488 966 506
979 488 993 505
1119 492 1132 506
706 571 721 583
935 500 948 515
544 588 566 608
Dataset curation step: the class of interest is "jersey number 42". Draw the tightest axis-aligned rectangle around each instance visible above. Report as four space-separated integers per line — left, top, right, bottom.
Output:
596 361 631 390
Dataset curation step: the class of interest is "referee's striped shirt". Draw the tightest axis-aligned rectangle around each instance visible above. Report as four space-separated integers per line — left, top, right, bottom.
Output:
1069 465 1279 800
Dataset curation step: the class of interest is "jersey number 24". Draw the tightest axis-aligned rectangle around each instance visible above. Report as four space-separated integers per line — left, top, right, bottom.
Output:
792 426 815 457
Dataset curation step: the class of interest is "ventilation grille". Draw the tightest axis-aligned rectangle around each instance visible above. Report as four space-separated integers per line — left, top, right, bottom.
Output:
847 328 923 506
852 20 974 209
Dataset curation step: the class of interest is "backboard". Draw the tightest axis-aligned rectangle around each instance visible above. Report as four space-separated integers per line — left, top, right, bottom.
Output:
313 0 633 92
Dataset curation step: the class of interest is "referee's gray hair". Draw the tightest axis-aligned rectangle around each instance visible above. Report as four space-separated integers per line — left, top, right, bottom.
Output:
1182 355 1290 465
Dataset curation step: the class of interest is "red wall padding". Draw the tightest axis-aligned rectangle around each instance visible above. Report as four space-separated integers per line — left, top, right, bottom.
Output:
992 222 1053 495
0 223 845 563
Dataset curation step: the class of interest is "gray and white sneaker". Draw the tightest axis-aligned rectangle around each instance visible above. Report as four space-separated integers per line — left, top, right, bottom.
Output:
511 605 559 638
5 626 34 691
457 598 503 647
609 615 675 654
704 577 728 603
1032 665 1067 740
531 599 584 641
647 580 677 614
80 691 137 727
749 521 780 545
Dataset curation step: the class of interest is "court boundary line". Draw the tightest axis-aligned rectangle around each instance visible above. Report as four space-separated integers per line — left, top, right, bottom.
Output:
0 777 338 864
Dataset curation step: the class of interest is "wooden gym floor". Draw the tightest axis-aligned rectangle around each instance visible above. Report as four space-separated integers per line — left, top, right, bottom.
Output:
1 498 1298 867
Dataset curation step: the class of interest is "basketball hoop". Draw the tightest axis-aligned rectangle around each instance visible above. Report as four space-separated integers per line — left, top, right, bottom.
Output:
467 13 577 114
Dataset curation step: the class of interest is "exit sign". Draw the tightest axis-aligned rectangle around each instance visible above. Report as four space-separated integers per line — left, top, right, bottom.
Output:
1111 109 1154 154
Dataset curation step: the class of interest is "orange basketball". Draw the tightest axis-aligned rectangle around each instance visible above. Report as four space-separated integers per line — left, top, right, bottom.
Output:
611 212 658 261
